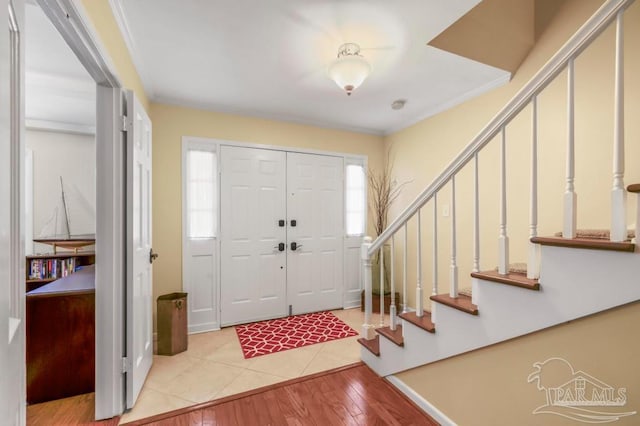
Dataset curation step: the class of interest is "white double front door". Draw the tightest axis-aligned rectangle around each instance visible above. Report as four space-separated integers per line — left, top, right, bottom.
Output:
220 146 344 326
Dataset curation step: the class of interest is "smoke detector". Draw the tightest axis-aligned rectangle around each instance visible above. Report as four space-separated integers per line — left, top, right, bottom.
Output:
391 99 407 110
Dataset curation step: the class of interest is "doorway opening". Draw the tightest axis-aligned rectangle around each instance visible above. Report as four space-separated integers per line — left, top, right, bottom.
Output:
24 0 97 416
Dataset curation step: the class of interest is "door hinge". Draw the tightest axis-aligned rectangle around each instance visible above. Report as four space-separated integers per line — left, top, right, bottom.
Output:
121 115 131 132
122 357 129 374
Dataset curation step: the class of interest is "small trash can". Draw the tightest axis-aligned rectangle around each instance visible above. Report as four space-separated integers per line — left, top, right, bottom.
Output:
157 292 188 355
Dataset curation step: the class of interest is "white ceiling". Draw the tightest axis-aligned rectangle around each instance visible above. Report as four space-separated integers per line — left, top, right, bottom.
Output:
24 0 511 136
25 2 96 134
113 0 510 135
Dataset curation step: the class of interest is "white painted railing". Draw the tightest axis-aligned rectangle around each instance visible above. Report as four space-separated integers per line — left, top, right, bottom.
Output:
360 0 635 339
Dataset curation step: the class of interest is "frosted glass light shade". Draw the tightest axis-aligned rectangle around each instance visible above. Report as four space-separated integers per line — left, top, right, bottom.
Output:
329 54 371 96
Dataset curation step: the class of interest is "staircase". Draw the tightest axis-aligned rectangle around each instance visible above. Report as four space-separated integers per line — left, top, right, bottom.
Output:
358 0 640 382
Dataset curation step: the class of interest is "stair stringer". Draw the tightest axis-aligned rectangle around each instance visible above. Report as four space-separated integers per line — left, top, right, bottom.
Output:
362 246 640 377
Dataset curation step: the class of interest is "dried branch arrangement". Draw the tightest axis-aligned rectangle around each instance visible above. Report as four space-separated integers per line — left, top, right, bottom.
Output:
369 161 410 237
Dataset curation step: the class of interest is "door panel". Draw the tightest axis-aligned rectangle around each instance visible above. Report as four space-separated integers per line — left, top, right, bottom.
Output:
287 153 344 315
126 90 153 409
220 146 286 326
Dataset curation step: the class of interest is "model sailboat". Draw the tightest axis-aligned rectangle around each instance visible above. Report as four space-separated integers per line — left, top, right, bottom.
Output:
34 176 95 253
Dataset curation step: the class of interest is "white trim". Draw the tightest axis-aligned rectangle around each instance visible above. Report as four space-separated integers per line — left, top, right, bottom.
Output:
107 0 155 98
383 72 511 136
386 375 457 426
38 0 121 87
95 85 126 419
26 118 95 135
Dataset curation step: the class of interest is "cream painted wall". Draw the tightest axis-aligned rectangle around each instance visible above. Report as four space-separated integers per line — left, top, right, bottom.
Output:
384 0 640 309
151 102 384 328
26 129 96 254
396 302 640 425
78 0 149 110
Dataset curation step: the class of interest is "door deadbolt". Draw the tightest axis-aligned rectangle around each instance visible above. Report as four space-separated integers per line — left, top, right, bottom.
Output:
290 219 297 227
278 219 285 227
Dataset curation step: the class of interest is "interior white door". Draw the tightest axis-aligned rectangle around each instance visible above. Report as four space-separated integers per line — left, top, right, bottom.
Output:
220 146 287 326
287 153 344 315
125 90 154 408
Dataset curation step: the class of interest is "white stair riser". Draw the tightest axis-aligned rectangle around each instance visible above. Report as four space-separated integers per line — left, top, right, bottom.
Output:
363 246 640 376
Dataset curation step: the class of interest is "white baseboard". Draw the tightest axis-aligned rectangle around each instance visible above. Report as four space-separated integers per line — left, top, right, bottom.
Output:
386 375 457 426
343 300 361 309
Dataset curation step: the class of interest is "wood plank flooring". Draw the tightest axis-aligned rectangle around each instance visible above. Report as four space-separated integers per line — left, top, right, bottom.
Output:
126 363 437 425
27 393 119 425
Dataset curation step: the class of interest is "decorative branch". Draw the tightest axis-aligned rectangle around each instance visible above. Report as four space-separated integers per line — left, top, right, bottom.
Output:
368 153 411 237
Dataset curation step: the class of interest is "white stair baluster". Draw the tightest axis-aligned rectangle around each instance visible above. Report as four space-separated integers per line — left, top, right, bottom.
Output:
611 11 626 242
416 209 423 317
528 96 540 279
432 193 439 295
498 127 510 274
450 176 458 297
390 235 397 330
473 154 480 273
361 236 374 339
564 59 577 239
379 246 384 327
402 223 408 313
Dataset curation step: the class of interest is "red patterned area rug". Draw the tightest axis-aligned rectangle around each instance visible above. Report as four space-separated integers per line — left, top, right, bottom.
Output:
235 311 358 359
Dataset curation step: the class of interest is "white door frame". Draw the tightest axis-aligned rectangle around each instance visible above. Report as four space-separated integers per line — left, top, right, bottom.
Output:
37 0 126 419
181 136 367 332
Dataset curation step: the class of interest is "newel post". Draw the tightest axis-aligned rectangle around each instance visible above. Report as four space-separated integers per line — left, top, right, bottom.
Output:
361 236 375 340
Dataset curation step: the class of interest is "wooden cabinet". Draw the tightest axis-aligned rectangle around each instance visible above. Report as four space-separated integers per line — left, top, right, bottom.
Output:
25 251 95 292
26 266 95 404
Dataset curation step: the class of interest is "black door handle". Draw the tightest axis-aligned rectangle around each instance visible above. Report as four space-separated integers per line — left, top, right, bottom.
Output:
149 248 159 264
290 242 302 251
274 243 285 252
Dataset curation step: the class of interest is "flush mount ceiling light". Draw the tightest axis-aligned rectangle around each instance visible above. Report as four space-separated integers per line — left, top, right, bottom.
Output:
328 43 371 96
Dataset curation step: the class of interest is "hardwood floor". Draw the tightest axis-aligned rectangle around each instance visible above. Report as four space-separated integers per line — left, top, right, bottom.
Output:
125 363 437 425
27 393 119 425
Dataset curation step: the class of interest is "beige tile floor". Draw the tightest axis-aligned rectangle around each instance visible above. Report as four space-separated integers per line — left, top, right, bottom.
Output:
119 308 381 424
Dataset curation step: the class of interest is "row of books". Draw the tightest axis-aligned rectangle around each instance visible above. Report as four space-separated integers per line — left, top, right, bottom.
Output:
28 258 77 281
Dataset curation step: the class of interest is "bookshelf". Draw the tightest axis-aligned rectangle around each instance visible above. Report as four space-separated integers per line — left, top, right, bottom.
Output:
26 251 95 292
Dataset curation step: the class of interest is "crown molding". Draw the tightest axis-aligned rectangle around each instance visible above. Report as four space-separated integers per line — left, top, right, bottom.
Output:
108 0 155 97
153 95 386 137
383 71 511 136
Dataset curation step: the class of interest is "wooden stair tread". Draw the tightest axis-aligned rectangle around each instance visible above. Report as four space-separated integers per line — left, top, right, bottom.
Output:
357 335 380 356
627 184 640 193
471 270 540 291
531 236 634 252
375 325 404 346
430 294 478 315
398 311 436 333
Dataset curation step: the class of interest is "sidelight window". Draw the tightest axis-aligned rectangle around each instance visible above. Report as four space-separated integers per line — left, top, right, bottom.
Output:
185 148 217 239
345 162 366 236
